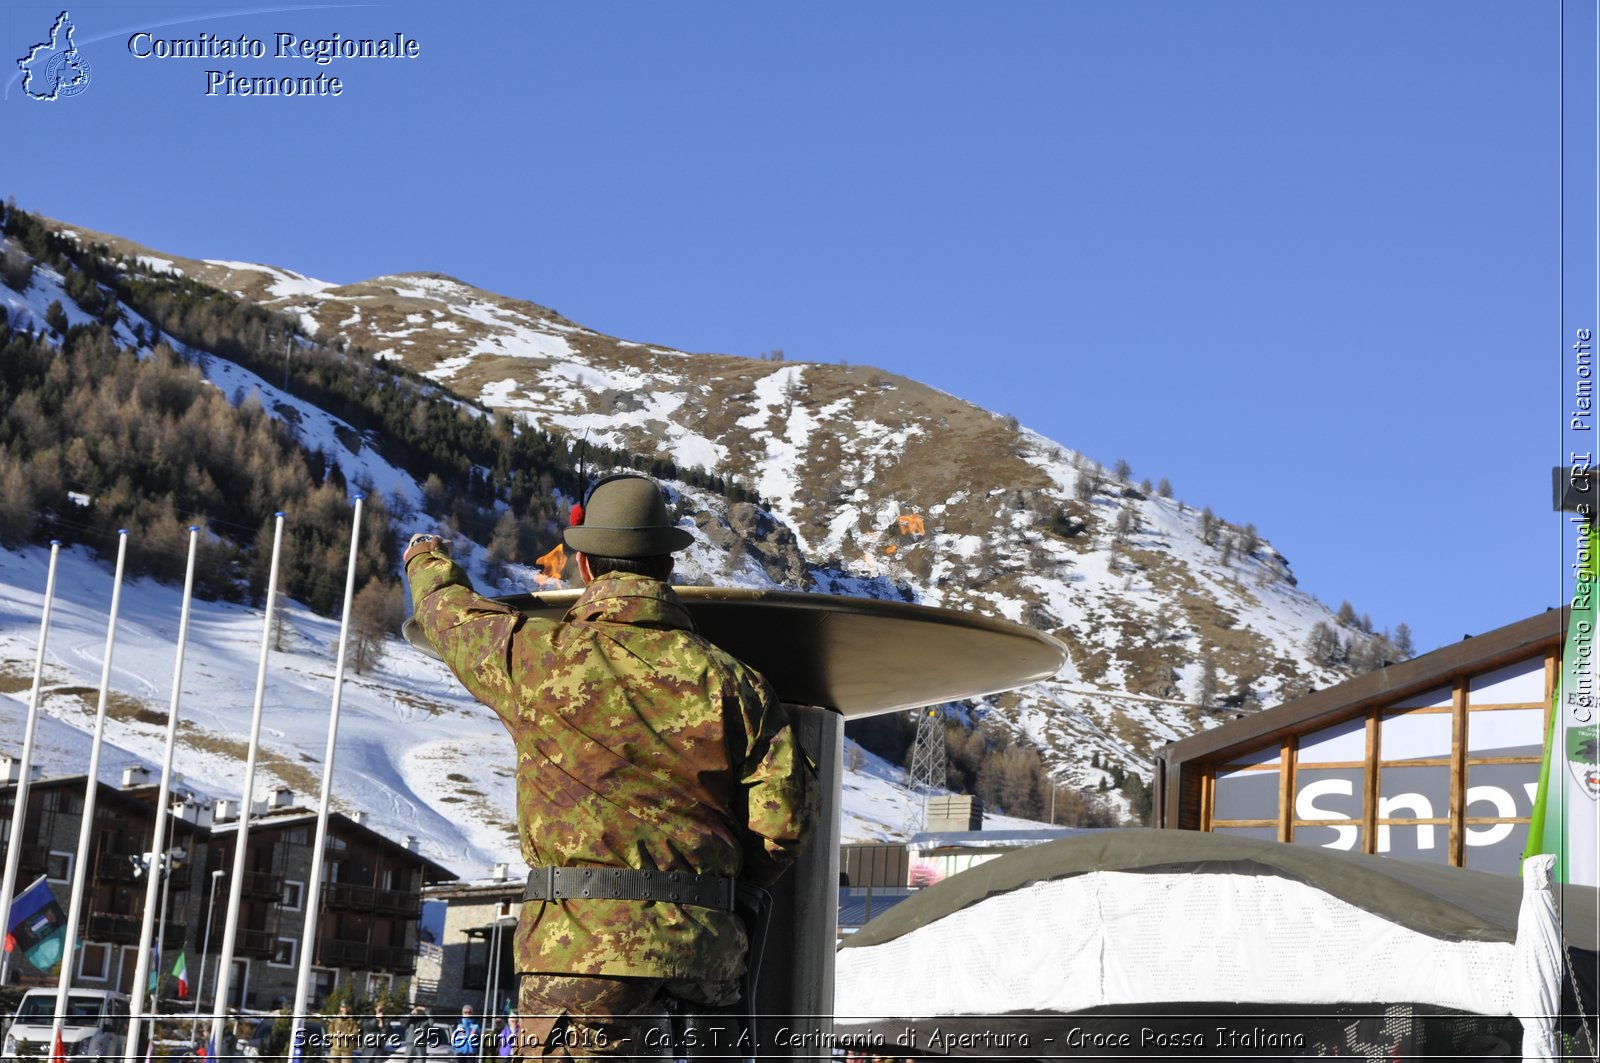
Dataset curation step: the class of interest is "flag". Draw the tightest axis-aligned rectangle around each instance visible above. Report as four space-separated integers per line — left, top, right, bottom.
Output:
147 946 160 993
7 876 66 970
1526 518 1600 885
173 952 189 999
50 1029 64 1063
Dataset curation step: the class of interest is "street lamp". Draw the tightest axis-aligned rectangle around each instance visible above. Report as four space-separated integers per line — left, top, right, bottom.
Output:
131 848 186 1014
191 870 224 1041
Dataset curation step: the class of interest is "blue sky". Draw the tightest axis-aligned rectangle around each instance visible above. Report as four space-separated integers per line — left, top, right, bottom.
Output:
2 1 1593 657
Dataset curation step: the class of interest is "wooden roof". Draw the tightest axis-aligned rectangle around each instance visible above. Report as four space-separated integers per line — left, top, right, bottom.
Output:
1164 609 1563 766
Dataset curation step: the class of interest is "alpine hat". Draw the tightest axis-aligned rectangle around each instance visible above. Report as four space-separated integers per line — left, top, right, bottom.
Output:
562 474 694 558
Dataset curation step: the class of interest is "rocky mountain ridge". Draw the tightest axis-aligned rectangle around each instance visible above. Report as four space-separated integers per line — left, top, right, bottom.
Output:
4 214 1390 823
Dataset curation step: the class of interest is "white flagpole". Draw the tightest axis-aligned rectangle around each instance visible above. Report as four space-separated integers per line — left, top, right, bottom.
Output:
291 496 363 1052
0 540 62 985
51 531 130 1054
210 514 286 1054
124 528 201 1063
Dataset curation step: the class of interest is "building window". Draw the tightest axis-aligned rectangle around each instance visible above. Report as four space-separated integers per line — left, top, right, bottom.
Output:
379 869 394 892
1287 717 1366 853
47 851 73 882
311 968 336 1009
228 959 249 1009
282 880 304 911
269 938 297 968
1201 649 1556 871
77 943 110 982
285 826 310 846
40 791 82 815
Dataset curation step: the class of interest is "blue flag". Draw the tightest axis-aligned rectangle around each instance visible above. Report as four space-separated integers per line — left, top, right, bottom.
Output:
6 876 66 970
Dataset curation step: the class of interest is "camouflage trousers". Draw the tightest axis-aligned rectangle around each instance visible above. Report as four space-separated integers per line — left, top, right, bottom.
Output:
513 974 739 1061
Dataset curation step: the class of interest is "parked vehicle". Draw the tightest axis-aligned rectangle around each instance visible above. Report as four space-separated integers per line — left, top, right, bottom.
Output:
417 1022 462 1060
1 989 130 1062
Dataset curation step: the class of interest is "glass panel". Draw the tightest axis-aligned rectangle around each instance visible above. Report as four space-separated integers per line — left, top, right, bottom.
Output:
1212 768 1280 822
1392 685 1453 709
1468 658 1546 704
1380 710 1452 762
1464 822 1530 875
1466 763 1541 821
1297 718 1366 763
1225 746 1282 768
1291 823 1362 852
1376 765 1450 822
1466 708 1546 757
1374 821 1450 863
1291 768 1364 835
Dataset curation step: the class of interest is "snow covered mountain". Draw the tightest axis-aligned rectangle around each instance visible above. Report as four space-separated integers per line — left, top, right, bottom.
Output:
0 212 1382 877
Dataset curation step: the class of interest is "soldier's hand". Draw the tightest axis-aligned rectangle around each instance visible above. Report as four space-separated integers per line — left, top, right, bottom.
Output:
405 533 447 561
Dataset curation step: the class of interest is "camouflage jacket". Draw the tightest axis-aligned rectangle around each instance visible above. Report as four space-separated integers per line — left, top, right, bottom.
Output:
326 1015 360 1051
405 546 813 980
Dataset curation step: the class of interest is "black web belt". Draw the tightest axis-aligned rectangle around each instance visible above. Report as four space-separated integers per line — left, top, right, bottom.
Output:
524 866 737 911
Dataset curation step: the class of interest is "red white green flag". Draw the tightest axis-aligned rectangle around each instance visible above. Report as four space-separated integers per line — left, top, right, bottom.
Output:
173 952 189 999
1525 519 1600 885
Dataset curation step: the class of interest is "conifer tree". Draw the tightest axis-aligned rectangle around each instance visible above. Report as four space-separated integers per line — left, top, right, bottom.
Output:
1306 622 1341 666
1195 651 1219 708
1239 523 1259 556
1393 622 1416 659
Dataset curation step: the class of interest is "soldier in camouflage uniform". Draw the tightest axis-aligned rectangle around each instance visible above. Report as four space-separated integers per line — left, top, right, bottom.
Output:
327 1003 360 1063
404 474 813 1059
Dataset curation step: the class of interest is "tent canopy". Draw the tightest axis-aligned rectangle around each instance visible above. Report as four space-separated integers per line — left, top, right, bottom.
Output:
841 828 1600 952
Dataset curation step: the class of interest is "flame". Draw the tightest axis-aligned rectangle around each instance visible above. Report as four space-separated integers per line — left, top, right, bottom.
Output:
896 514 926 537
535 543 567 585
884 544 898 556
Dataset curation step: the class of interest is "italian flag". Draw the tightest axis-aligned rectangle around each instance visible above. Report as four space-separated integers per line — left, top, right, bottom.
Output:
1526 519 1600 886
173 952 189 999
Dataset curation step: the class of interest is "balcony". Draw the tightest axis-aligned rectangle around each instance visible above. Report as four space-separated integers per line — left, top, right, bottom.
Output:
233 928 276 958
316 939 416 974
93 839 144 883
323 882 419 917
239 870 283 899
85 913 186 948
95 858 141 885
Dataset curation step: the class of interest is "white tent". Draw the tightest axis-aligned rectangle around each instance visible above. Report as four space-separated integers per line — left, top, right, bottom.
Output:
835 830 1598 1058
